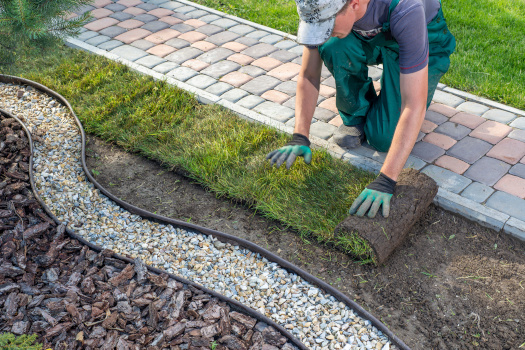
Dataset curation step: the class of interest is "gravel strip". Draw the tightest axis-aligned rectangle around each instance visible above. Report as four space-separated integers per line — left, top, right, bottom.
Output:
0 82 394 350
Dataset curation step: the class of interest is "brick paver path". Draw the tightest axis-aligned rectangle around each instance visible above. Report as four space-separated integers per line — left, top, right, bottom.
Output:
70 0 525 239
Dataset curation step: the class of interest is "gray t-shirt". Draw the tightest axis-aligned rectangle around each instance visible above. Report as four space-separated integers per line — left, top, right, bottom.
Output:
353 0 441 74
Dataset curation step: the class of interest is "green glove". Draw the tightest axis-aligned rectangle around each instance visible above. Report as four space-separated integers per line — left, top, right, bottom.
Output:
349 172 396 218
266 133 312 170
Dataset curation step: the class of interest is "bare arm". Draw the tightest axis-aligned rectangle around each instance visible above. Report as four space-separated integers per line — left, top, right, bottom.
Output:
380 66 428 181
294 47 323 137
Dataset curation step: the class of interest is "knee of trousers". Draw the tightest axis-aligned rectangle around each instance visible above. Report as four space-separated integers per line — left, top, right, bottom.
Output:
365 126 395 153
319 36 367 76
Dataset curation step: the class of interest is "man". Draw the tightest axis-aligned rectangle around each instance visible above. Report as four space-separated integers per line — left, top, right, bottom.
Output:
266 0 455 218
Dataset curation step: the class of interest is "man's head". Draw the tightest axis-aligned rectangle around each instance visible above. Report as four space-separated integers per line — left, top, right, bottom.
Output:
296 0 362 46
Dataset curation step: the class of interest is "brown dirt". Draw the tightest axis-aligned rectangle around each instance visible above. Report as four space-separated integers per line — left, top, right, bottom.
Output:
86 135 525 350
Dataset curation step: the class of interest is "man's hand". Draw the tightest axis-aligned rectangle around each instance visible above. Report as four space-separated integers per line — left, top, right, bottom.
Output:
266 133 312 170
349 173 397 218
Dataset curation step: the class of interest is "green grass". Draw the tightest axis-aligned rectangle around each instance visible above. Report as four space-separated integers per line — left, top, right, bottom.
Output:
3 44 377 261
192 0 525 110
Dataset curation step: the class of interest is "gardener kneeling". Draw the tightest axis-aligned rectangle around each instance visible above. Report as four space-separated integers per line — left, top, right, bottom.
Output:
267 0 455 218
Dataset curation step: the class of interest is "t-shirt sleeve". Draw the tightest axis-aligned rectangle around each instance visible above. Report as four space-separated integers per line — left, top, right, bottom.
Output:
390 2 429 74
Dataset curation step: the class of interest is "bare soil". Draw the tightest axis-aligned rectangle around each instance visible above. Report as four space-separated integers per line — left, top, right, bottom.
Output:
86 135 525 350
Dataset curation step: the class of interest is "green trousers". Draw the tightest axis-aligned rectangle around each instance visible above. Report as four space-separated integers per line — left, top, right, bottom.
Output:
318 6 456 152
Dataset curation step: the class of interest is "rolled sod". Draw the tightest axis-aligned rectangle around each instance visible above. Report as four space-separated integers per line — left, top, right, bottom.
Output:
335 168 438 265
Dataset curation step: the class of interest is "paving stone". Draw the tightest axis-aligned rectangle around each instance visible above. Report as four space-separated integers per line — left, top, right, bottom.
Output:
320 64 331 78
115 28 152 43
482 109 517 124
268 49 298 62
417 131 425 142
510 163 525 179
118 18 145 29
435 188 509 231
75 4 95 15
110 11 134 21
425 110 448 125
146 43 176 57
486 191 525 221
91 8 114 18
404 155 427 170
227 53 254 66
201 60 240 79
351 144 387 163
274 40 298 50
470 120 512 144
368 66 382 80
504 218 525 241
420 120 437 133
283 96 295 109
158 1 181 10
509 129 525 144
123 6 146 15
494 175 525 198
432 90 465 107
434 155 470 175
310 122 338 140
134 54 166 68
172 12 190 21
456 101 490 116
182 18 206 27
198 14 221 23
463 156 511 186
289 45 305 55
210 18 238 29
164 37 190 49
185 10 209 19
110 45 148 61
152 61 179 73
241 43 278 59
133 13 158 23
253 101 294 122
510 117 525 130
99 25 127 37
145 28 181 44
220 71 253 87
267 62 301 81
159 15 183 25
130 39 156 50
235 37 259 47
165 47 203 64
261 90 290 104
185 74 217 89
147 0 169 5
197 47 234 64
206 31 240 46
434 122 471 141
166 66 198 81
428 103 458 118
181 59 209 71
141 20 171 32
235 95 265 109
460 182 494 203
410 141 445 163
205 82 233 96
196 24 223 36
486 138 525 165
176 5 197 14
191 40 217 52
318 97 337 114
319 84 336 98
106 3 127 11
98 39 124 50
421 165 471 193
178 31 207 43
220 88 249 103
240 75 281 96
260 34 283 45
275 81 297 96
76 30 99 41
246 30 271 40
86 35 111 46
322 76 336 89
117 0 142 7
238 65 266 77
228 24 256 35
222 42 247 53
170 23 194 33
147 7 174 17
449 112 485 129
251 57 282 71
446 136 491 164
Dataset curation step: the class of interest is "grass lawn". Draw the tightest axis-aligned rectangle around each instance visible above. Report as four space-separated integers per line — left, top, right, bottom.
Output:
2 44 377 262
193 0 525 110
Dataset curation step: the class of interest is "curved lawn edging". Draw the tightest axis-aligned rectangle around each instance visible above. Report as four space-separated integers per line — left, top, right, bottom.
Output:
0 74 411 350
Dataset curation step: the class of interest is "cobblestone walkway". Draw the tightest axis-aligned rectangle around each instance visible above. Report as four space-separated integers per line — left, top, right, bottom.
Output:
68 0 525 240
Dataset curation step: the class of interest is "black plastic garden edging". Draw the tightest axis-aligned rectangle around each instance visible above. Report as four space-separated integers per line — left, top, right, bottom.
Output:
0 74 411 350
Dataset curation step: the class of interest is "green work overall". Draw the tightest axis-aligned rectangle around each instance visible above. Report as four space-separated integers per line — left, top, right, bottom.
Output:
318 0 456 152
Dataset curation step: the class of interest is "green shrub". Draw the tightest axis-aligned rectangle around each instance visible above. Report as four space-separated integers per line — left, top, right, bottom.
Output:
0 0 92 64
0 333 42 350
